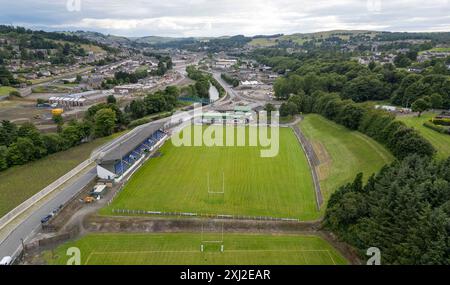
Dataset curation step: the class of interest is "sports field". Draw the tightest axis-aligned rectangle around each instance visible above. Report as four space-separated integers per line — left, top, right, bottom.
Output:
0 86 17 98
299 115 394 202
44 233 348 265
103 126 319 220
397 113 450 160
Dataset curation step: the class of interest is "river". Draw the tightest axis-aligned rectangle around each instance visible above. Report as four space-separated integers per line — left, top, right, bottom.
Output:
208 85 219 102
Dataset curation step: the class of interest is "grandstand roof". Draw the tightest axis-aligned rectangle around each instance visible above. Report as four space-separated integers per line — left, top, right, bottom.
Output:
97 122 164 164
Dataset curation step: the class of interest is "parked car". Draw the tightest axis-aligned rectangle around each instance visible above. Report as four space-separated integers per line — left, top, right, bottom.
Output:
40 214 52 224
51 205 63 215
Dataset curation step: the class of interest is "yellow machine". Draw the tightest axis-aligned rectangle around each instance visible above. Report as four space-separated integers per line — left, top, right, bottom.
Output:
83 196 95 204
51 108 64 116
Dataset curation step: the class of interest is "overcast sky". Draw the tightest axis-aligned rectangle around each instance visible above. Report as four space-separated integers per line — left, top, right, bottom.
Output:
1 0 449 37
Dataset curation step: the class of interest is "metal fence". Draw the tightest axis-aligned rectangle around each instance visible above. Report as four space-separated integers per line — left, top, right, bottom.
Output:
112 209 300 222
292 124 323 209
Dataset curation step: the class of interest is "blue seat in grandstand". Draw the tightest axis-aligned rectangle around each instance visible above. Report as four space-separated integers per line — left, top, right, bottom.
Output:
114 162 124 174
114 130 167 176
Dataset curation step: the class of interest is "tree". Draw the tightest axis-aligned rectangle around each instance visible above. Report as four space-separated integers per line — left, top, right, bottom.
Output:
342 75 389 102
264 103 276 115
126 99 147 120
336 103 364 130
221 73 239 87
107 95 117 104
324 156 450 265
9 90 21 97
0 146 7 171
52 114 64 132
17 122 45 158
62 43 71 56
430 93 444 109
0 120 18 146
94 108 116 137
279 102 298 117
42 133 64 154
394 53 412 68
86 102 125 125
0 65 15 86
61 124 84 147
195 78 210 98
274 75 303 99
164 86 180 98
6 137 36 165
412 98 431 117
406 50 418 61
404 81 432 107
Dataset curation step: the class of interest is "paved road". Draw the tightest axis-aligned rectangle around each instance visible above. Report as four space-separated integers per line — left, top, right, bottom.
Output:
212 71 281 106
0 167 96 260
212 72 238 100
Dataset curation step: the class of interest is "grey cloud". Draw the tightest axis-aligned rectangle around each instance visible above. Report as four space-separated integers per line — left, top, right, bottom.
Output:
0 0 449 37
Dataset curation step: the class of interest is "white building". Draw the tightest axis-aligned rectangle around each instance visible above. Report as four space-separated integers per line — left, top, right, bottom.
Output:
215 59 238 69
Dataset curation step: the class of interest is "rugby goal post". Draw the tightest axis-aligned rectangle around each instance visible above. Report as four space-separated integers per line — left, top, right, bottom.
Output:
207 172 225 197
200 221 224 252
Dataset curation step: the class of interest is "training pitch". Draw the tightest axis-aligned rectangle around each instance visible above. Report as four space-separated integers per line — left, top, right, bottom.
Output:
103 126 319 220
45 233 348 265
397 112 450 160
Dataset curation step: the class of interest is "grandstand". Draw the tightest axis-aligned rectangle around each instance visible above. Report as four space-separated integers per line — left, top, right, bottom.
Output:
96 123 168 182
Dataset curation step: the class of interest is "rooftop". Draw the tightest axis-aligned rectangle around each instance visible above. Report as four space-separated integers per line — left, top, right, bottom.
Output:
97 121 164 163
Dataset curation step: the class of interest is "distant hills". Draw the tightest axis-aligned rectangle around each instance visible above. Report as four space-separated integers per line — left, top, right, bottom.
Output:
56 29 450 49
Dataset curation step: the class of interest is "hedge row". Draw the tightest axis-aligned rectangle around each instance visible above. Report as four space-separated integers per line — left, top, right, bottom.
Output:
424 121 450 135
432 118 450 126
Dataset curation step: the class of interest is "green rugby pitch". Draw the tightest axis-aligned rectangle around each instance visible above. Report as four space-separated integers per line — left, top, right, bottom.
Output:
44 233 348 265
103 126 319 220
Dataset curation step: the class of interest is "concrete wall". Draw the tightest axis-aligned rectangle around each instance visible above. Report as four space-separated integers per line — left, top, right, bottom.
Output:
96 165 116 180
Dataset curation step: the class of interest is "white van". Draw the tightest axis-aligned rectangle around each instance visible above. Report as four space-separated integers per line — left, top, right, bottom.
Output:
0 256 12 265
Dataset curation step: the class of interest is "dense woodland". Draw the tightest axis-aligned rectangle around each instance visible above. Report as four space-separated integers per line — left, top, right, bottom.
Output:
185 65 225 99
267 54 450 108
324 156 450 264
124 86 180 122
221 73 240 87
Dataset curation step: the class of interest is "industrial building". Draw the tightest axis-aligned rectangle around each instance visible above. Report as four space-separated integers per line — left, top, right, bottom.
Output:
48 91 100 107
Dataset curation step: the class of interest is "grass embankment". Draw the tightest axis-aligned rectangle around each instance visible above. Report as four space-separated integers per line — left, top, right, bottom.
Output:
0 132 123 217
299 115 394 204
0 86 17 98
